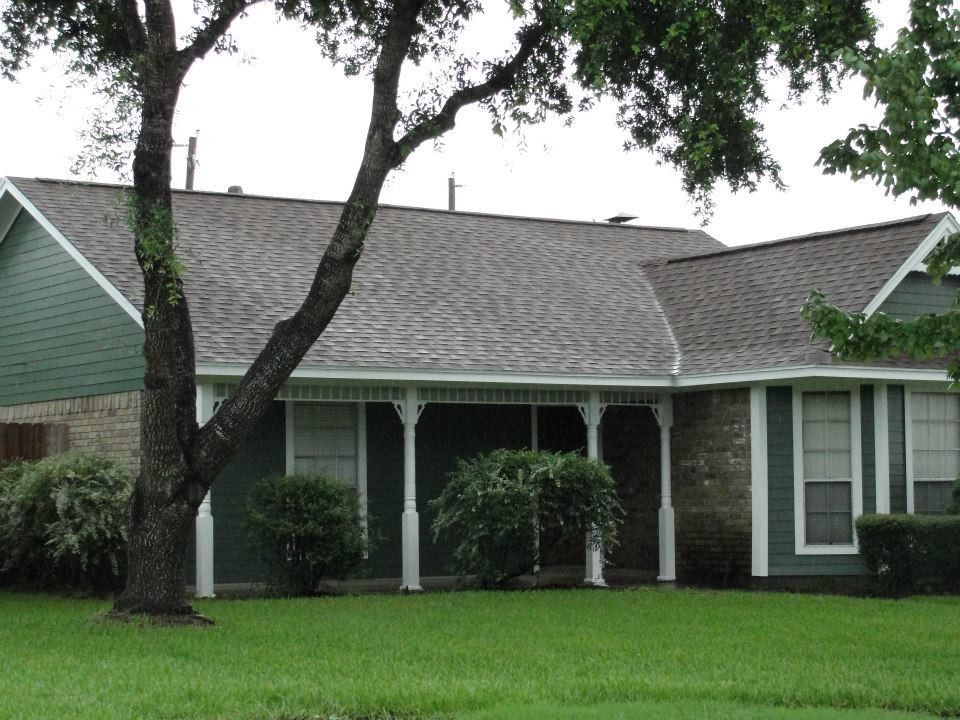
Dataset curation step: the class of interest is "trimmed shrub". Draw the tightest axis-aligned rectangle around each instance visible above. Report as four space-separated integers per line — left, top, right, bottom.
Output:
245 473 368 595
0 453 131 590
856 513 960 595
430 449 623 588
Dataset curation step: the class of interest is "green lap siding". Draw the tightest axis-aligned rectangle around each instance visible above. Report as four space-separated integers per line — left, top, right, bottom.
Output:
888 385 908 514
0 211 144 405
212 402 531 584
207 401 286 585
878 272 960 319
364 403 404 578
766 386 866 576
416 404 531 576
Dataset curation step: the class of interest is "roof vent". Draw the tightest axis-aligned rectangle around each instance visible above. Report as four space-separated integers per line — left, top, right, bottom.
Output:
227 185 244 195
606 212 638 224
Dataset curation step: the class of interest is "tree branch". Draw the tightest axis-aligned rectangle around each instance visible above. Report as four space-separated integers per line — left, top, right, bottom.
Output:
177 0 263 77
393 20 550 166
118 0 148 54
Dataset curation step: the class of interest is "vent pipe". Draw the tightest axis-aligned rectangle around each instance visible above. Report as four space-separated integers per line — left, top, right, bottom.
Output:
606 212 638 224
185 135 198 190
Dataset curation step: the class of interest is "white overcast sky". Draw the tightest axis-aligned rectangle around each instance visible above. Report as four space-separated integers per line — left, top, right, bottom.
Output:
0 0 951 246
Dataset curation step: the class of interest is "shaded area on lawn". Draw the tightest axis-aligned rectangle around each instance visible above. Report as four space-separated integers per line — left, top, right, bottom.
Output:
1 588 958 720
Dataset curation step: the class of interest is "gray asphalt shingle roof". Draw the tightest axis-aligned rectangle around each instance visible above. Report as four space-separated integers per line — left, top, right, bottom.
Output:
8 177 945 379
10 177 720 377
645 213 947 375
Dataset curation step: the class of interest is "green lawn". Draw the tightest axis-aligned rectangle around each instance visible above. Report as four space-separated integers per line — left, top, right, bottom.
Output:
1 588 958 720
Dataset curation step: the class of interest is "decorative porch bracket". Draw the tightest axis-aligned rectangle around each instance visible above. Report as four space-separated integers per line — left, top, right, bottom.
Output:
577 390 608 587
393 387 426 592
653 394 676 582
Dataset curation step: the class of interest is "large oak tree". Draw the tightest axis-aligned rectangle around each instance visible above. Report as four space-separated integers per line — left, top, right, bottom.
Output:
2 0 874 619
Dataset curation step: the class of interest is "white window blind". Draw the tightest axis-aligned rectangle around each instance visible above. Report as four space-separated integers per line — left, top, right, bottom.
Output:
911 392 960 515
801 392 853 546
292 403 358 488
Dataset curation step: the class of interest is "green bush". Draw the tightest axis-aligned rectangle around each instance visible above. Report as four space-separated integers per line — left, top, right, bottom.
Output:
950 478 960 515
0 453 131 590
245 472 368 595
856 513 960 595
430 449 623 588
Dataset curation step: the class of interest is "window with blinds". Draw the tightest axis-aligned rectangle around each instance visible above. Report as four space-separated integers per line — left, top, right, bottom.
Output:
292 403 358 488
911 392 960 515
801 391 854 546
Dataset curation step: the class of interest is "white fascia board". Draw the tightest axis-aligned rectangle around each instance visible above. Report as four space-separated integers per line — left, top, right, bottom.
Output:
194 362 675 388
1 178 144 328
674 365 951 387
195 361 952 389
0 180 22 248
863 212 960 318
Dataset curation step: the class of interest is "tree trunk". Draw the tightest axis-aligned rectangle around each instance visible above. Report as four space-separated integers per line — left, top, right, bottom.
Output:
113 6 204 618
113 496 197 616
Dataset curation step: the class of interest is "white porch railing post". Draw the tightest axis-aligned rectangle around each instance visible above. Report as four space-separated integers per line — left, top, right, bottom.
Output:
656 394 676 582
581 390 607 587
396 386 423 592
194 383 215 598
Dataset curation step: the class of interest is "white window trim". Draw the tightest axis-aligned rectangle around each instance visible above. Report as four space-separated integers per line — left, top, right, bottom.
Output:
284 400 369 525
792 386 863 555
904 388 960 515
904 389 916 514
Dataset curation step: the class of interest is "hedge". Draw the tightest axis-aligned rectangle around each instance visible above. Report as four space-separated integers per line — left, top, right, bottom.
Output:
856 513 960 595
0 453 131 591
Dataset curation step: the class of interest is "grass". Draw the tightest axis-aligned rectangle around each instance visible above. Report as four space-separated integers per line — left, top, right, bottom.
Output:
1 588 958 720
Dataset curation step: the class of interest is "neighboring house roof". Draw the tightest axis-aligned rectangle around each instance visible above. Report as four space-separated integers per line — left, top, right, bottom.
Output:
2 176 954 382
5 177 720 378
645 214 952 375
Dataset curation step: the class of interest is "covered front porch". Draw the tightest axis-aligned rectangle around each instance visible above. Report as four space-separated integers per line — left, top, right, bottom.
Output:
191 383 686 596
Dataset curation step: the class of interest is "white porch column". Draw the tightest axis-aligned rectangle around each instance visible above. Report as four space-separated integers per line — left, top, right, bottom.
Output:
194 383 215 598
656 394 676 582
395 387 424 592
581 390 607 587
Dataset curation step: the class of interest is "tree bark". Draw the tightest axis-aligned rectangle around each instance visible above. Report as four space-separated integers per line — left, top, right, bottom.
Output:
113 0 204 617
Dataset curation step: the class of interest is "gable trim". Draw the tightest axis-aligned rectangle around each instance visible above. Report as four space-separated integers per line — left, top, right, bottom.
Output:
863 212 960 318
0 178 144 329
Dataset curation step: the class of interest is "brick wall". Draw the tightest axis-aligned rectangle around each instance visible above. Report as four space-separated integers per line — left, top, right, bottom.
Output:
672 388 752 584
0 391 141 475
602 405 660 574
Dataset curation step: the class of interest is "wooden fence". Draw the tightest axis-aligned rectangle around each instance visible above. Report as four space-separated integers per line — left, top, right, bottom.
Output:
0 423 70 462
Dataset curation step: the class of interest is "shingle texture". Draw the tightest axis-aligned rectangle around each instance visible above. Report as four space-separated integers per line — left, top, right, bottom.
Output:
10 177 721 376
9 177 946 378
644 214 947 374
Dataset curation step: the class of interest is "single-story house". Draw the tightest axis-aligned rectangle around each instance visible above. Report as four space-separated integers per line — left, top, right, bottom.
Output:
1 176 958 594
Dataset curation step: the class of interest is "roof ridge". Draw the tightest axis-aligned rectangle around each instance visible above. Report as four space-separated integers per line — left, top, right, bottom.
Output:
652 212 943 265
17 176 705 236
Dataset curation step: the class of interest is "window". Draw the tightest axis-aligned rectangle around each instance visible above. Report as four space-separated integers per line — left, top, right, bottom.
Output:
793 388 862 554
290 403 359 489
910 392 960 515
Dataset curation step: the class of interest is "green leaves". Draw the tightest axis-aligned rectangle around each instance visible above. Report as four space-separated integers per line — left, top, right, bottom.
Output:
569 0 874 215
802 289 960 382
430 449 623 588
819 0 960 209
